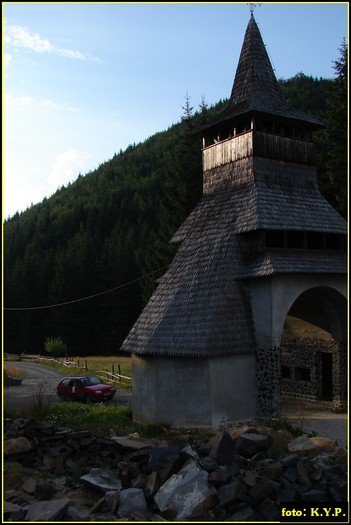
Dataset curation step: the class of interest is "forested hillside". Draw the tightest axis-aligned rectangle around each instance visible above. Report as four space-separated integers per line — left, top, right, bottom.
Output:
4 68 347 356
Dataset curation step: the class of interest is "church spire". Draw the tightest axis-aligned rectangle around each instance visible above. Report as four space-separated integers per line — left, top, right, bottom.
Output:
229 14 322 126
200 14 323 134
229 15 285 112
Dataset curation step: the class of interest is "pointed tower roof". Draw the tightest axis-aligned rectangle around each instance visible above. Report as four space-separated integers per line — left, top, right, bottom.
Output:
201 15 323 132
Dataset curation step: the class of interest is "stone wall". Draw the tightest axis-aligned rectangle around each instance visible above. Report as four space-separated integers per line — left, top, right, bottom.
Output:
256 347 281 417
280 338 345 410
256 338 346 415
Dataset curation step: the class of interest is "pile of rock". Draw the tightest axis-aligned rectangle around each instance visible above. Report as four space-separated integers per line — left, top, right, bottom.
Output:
4 418 347 521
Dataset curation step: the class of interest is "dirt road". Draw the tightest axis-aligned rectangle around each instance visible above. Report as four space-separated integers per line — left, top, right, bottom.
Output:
4 361 132 409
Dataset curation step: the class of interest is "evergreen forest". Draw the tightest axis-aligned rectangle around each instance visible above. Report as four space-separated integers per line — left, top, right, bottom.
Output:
3 55 347 357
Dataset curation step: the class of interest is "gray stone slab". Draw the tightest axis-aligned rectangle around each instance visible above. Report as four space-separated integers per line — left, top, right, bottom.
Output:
154 460 217 520
110 436 154 450
24 498 70 521
287 435 317 456
118 488 148 519
80 468 122 493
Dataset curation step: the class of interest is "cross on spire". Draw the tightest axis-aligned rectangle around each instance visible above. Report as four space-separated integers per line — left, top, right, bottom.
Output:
248 3 260 16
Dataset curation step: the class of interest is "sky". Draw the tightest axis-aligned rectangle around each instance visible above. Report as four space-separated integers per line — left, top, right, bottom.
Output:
3 2 348 219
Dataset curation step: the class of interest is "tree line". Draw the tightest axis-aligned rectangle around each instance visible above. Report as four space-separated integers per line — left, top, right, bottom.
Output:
4 46 347 356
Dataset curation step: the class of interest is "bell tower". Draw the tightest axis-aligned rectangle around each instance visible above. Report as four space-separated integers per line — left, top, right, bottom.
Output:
201 13 323 195
121 14 347 426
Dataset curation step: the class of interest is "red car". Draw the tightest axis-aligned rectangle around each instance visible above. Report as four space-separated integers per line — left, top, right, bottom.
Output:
57 376 116 403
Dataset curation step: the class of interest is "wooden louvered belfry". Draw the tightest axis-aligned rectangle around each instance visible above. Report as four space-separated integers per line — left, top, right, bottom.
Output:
121 14 347 427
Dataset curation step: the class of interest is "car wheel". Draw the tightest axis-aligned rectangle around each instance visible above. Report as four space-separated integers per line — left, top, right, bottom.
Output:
59 394 66 401
84 394 94 404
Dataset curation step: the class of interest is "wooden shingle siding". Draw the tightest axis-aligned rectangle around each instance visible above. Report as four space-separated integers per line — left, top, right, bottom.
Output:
237 250 347 278
174 161 346 244
203 158 254 195
122 230 256 357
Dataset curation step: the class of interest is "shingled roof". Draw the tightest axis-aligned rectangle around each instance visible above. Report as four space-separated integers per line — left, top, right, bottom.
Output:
121 218 256 358
121 185 345 357
200 14 323 133
172 161 347 243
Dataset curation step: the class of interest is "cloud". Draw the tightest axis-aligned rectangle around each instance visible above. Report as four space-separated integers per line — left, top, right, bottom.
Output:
5 93 80 113
4 150 93 218
5 23 98 61
4 164 47 218
6 24 53 53
48 149 91 189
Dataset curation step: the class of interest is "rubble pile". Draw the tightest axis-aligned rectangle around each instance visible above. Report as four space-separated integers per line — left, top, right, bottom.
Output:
4 418 347 521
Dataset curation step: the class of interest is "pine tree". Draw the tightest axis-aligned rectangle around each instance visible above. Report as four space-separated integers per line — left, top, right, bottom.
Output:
181 91 194 122
199 93 208 112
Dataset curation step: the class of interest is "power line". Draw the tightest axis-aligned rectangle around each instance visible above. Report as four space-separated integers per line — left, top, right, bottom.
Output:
3 265 169 312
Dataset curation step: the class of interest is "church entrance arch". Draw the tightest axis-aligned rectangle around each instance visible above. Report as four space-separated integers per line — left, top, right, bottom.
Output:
250 275 347 417
279 286 347 410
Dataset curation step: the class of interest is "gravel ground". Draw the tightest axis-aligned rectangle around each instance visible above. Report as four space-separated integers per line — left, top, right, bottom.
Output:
281 404 348 449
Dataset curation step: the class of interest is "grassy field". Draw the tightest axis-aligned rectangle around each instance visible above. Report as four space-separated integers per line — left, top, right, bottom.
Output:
70 355 132 378
5 354 132 388
62 355 132 388
44 402 135 437
4 365 26 378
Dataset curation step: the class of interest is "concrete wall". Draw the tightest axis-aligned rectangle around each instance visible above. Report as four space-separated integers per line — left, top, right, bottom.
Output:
248 274 347 350
132 356 210 426
132 354 256 428
209 355 256 427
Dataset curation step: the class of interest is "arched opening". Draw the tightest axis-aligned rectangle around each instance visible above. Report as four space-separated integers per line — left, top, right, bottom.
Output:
280 287 347 411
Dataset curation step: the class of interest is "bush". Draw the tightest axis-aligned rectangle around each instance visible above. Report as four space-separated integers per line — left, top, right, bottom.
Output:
44 337 67 358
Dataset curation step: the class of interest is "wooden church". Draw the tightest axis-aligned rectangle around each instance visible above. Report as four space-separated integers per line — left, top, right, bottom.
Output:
121 14 347 427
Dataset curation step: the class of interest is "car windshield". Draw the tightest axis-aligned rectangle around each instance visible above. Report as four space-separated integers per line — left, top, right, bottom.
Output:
81 376 101 386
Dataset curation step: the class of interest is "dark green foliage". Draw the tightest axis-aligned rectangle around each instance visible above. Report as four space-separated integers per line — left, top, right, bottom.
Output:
44 337 67 357
324 39 347 218
3 73 347 356
279 72 332 118
279 51 348 219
